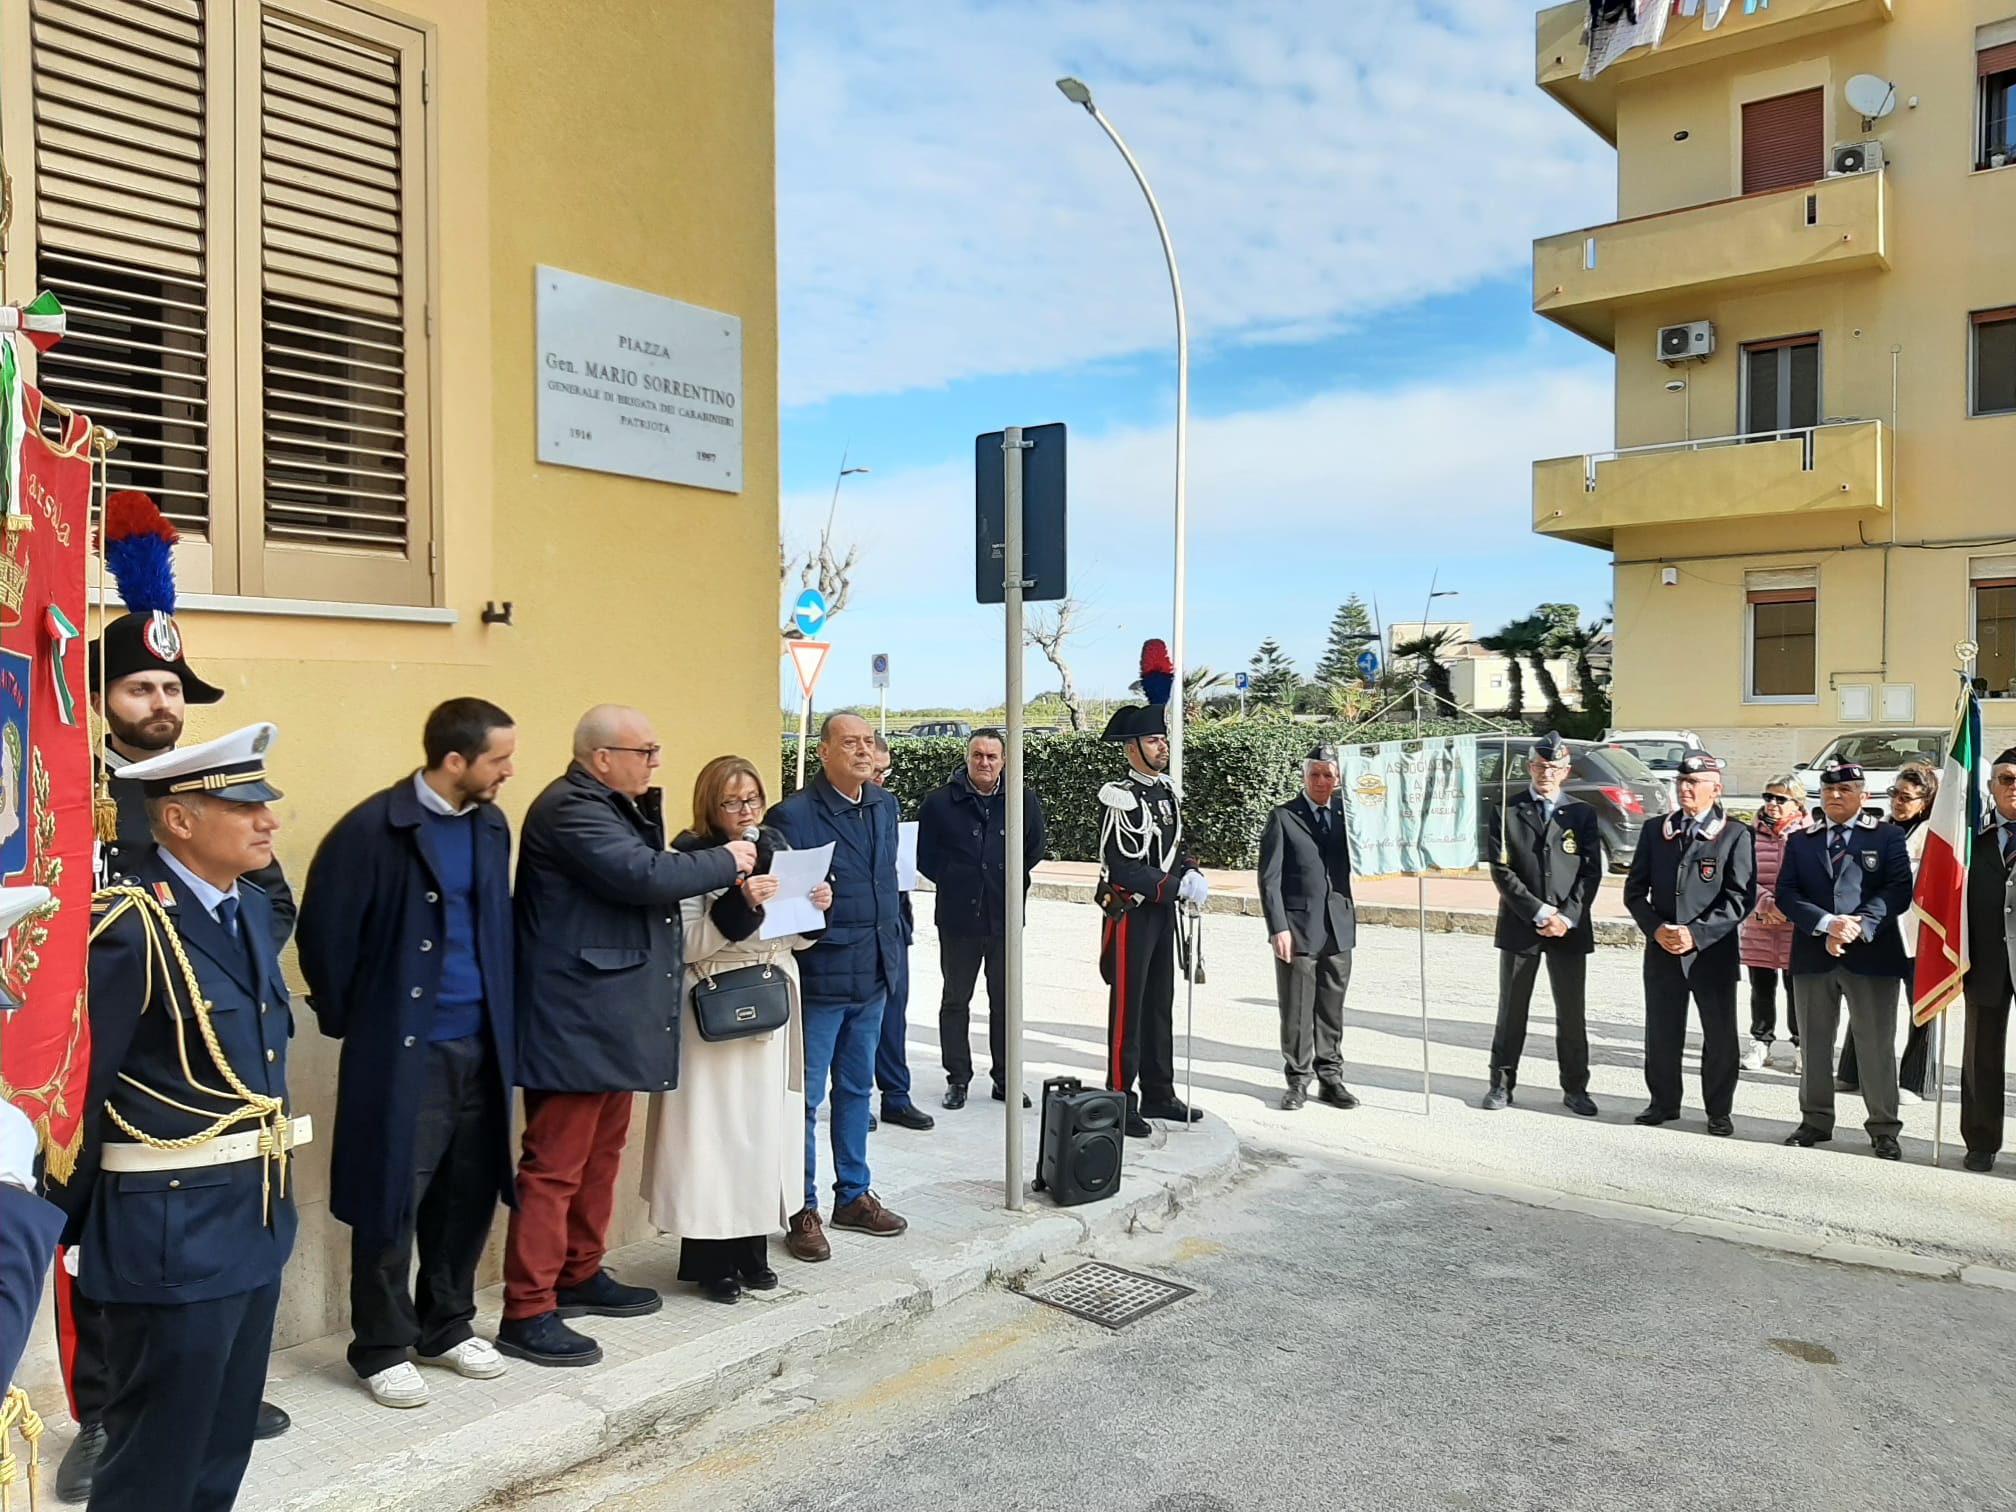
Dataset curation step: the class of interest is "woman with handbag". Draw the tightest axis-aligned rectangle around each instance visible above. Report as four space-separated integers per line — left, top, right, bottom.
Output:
642 756 831 1303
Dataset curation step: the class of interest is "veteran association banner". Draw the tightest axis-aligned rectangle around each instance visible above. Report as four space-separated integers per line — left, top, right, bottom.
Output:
1336 735 1481 877
0 387 93 1179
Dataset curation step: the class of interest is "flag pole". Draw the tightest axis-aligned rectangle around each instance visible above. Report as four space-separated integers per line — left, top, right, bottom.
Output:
1929 651 1979 1167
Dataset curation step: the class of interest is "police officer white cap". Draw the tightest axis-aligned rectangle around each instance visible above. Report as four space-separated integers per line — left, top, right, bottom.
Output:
111 723 284 804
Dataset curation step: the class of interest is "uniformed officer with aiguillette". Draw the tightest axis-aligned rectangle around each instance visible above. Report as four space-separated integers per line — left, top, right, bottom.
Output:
54 724 306 1512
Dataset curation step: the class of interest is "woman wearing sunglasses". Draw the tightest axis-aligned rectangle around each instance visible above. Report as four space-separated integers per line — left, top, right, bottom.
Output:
1739 777 1808 1073
1835 764 1939 1103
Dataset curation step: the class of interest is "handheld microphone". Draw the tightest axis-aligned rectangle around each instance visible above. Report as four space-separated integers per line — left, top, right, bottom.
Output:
734 827 761 886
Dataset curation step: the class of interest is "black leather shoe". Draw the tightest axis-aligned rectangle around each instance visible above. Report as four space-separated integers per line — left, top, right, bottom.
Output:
1706 1116 1735 1137
56 1420 105 1504
1964 1151 1996 1173
1139 1099 1204 1122
880 1102 935 1131
1871 1134 1902 1161
1784 1124 1831 1148
1125 1114 1153 1139
991 1085 1033 1108
1633 1106 1678 1126
556 1269 661 1318
942 1085 969 1111
1480 1086 1511 1111
253 1400 290 1440
496 1311 602 1368
742 1265 780 1290
1563 1091 1598 1118
701 1276 742 1304
1281 1080 1307 1111
1316 1080 1359 1110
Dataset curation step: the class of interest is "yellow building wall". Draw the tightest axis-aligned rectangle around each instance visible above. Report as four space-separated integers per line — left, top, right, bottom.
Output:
1543 3 2016 786
38 0 781 1350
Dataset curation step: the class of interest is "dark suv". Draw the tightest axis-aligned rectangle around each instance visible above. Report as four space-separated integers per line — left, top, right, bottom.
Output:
1477 738 1673 874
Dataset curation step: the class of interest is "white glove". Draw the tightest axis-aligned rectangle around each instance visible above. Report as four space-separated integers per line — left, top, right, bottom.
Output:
0 1100 36 1192
1177 871 1209 906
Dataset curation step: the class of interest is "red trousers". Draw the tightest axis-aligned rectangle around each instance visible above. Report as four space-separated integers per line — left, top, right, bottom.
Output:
502 1090 634 1320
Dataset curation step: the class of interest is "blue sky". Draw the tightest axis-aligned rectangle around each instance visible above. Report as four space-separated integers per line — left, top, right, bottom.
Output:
775 1 1624 712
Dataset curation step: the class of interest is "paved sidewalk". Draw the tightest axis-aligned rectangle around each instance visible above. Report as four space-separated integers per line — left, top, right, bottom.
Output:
73 1049 1237 1512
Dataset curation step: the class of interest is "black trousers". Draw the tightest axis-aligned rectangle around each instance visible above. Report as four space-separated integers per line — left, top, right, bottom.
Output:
1747 966 1800 1045
939 933 1007 1089
52 1260 113 1423
1962 990 2011 1156
1275 948 1350 1082
1103 904 1177 1106
91 1280 280 1512
348 1033 506 1378
1490 949 1590 1094
677 1235 770 1284
1837 1014 1933 1098
1643 948 1740 1118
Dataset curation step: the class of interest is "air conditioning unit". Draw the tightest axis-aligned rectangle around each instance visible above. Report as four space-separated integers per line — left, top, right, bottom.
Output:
1828 140 1885 177
1657 321 1715 364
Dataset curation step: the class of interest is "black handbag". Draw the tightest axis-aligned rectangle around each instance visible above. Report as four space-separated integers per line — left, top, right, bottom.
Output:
691 961 792 1043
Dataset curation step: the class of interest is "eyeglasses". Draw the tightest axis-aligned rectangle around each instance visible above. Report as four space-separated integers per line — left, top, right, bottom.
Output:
601 745 662 760
1759 793 1795 806
716 795 763 813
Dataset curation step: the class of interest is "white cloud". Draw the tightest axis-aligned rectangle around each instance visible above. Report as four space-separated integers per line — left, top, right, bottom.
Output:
776 0 1614 405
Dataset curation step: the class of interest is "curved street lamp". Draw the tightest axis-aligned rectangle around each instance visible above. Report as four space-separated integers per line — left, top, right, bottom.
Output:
1056 76 1191 789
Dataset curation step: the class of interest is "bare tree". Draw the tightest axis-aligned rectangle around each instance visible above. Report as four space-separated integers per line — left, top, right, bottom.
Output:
779 535 859 640
1025 596 1089 731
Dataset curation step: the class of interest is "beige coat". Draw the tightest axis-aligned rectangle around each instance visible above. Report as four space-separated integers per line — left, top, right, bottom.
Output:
1897 821 1928 959
641 887 810 1239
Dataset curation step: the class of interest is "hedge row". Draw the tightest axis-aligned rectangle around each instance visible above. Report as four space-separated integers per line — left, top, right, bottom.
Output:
778 719 1489 868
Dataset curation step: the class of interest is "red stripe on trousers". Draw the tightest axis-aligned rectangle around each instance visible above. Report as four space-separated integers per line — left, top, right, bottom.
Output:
54 1246 80 1420
1109 913 1130 1090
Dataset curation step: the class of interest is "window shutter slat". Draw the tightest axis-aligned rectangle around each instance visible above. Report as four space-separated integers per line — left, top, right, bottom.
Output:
1980 42 2016 77
1742 88 1826 195
31 0 213 537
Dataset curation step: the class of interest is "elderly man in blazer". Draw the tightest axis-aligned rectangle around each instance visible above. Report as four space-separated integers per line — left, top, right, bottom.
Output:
1257 745 1358 1111
1961 746 2016 1173
1483 732 1603 1116
1773 760 1914 1159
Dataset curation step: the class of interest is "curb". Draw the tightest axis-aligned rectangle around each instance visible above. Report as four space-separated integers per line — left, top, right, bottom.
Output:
262 1119 1244 1512
1027 879 1642 947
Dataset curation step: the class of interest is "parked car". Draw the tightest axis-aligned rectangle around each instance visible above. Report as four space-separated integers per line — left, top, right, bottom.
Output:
1794 729 1945 813
906 720 973 740
1478 738 1673 874
1602 730 1708 803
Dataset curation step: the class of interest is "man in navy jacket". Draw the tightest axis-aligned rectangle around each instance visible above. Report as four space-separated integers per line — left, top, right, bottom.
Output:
299 698 520 1407
771 714 911 1262
1774 761 1914 1159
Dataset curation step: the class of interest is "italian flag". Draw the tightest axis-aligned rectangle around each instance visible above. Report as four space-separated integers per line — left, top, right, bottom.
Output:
1912 684 1982 1026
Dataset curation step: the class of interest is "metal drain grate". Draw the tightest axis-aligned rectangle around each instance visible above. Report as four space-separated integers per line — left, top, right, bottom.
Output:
1020 1261 1194 1329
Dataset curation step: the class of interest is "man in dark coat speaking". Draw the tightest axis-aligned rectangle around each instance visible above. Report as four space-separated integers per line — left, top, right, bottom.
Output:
298 698 520 1408
498 705 752 1367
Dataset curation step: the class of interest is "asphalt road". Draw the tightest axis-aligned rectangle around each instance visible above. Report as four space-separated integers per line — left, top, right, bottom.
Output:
508 1146 2016 1512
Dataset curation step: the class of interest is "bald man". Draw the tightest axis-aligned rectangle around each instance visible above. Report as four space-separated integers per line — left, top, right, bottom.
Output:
499 706 755 1366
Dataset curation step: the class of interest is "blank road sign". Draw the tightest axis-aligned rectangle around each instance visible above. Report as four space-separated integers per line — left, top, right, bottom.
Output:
975 423 1067 604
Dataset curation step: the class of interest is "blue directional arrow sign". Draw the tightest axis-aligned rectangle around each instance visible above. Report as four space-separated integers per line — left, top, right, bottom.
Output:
792 589 828 639
1356 649 1381 682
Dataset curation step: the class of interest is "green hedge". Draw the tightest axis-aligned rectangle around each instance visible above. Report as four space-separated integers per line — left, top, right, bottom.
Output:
779 719 1489 868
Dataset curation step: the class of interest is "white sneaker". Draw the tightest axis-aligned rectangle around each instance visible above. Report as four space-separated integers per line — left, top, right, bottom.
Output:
365 1360 430 1409
1774 1042 1800 1070
1898 1088 1923 1106
416 1336 508 1380
1740 1040 1769 1071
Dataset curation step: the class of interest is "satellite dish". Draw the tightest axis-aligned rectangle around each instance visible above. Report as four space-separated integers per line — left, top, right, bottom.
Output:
1844 75 1897 120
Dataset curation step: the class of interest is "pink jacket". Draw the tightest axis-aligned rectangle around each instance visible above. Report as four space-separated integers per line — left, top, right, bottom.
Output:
1739 819 1795 971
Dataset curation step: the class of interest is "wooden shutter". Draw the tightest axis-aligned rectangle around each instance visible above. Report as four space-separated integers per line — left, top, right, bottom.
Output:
30 0 215 537
1742 88 1825 195
1980 42 2016 77
252 0 431 604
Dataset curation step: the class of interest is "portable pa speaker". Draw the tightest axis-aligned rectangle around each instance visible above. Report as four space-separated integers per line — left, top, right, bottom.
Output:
1033 1076 1124 1207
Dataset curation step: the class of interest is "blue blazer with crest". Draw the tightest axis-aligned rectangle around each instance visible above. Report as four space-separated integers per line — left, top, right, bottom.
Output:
1773 815 1914 980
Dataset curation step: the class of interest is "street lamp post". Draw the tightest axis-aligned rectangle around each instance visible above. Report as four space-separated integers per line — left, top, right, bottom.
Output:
1056 76 1190 788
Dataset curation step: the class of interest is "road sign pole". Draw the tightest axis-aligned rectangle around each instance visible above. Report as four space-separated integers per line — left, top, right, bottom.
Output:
796 694 811 790
878 689 887 737
1003 425 1028 1212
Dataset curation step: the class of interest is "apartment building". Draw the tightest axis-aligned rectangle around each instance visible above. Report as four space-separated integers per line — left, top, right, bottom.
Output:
1531 0 2016 786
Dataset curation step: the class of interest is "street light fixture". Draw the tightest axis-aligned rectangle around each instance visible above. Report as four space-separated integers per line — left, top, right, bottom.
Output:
1055 75 1192 789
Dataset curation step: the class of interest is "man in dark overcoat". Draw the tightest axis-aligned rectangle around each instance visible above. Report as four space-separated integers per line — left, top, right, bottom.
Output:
1961 747 2016 1173
1482 731 1603 1116
298 698 520 1407
1256 744 1358 1111
498 704 751 1367
1623 751 1756 1136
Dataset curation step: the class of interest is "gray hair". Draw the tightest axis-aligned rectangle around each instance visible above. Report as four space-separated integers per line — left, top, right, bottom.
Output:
573 704 644 762
1760 772 1803 796
144 790 207 842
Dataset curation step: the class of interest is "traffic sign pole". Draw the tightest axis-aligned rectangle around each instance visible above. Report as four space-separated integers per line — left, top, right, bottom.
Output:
787 640 830 791
1002 426 1029 1212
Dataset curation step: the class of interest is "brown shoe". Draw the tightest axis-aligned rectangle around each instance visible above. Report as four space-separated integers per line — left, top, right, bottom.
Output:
830 1190 908 1238
785 1207 830 1263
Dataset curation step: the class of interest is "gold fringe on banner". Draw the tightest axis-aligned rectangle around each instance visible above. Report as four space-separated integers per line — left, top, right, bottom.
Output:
88 430 117 844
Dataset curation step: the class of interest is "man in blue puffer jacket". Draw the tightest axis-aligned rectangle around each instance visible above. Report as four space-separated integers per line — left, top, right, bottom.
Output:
770 713 912 1262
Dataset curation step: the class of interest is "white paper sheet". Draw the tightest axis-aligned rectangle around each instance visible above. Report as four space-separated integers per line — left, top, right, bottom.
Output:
759 842 835 940
897 821 920 891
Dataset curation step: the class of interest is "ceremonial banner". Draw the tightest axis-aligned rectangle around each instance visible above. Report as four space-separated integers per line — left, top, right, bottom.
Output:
1337 736 1480 877
1911 684 1982 1028
0 389 93 1178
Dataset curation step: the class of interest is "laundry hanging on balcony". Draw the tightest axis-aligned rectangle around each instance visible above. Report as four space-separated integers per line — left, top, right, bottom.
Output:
1703 0 1736 28
1584 0 1670 79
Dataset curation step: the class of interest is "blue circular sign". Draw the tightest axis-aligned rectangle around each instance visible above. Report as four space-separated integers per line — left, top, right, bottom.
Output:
792 589 828 638
1356 649 1381 680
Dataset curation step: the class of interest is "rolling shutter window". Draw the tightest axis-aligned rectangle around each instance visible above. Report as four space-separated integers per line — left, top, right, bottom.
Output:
1979 41 2016 77
30 0 214 536
255 1 429 601
1742 87 1825 195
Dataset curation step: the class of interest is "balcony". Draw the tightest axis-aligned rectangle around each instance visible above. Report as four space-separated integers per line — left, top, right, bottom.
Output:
1532 420 1886 550
1538 0 1894 144
1533 170 1889 349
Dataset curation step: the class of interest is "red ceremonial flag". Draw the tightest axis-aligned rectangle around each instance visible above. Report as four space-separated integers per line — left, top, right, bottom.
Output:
1911 683 1982 1028
0 389 93 1179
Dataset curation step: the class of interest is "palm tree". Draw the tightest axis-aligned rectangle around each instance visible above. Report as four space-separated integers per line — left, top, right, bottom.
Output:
1130 665 1231 721
1393 629 1461 714
1550 615 1613 723
1477 615 1545 720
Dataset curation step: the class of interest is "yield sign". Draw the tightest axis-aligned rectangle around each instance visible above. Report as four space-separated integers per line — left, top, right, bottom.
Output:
787 639 830 699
